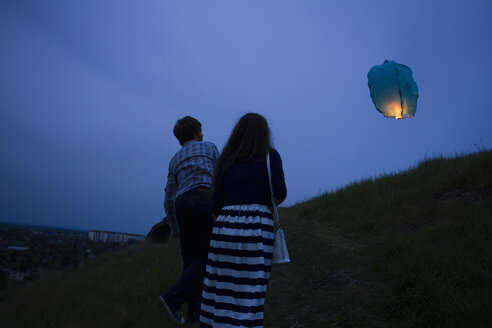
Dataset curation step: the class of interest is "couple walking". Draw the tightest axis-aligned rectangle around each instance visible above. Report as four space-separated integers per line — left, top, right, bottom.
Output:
160 113 287 327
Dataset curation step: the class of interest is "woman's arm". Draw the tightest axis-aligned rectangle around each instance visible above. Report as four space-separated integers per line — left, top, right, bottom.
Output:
270 149 287 203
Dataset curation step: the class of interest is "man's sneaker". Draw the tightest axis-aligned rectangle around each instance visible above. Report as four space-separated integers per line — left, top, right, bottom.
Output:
159 295 185 324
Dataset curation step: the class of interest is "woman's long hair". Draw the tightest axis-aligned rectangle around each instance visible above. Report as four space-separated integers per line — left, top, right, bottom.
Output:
214 113 272 184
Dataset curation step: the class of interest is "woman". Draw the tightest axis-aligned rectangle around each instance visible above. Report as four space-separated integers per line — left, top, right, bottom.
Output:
200 113 287 328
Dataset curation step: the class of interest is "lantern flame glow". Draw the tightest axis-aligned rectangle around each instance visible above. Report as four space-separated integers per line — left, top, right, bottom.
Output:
368 60 419 119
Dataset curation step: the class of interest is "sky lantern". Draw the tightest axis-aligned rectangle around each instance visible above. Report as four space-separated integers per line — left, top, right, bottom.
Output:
368 60 419 119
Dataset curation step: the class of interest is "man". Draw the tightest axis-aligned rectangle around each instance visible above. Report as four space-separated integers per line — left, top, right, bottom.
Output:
160 116 219 324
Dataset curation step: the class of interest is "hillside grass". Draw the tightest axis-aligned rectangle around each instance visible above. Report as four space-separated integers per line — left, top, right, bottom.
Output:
1 150 491 327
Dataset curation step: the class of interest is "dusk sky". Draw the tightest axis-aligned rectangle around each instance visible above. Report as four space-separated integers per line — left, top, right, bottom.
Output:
1 1 491 235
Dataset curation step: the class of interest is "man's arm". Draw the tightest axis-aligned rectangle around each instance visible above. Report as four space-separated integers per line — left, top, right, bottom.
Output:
164 199 179 235
164 200 175 218
164 160 178 233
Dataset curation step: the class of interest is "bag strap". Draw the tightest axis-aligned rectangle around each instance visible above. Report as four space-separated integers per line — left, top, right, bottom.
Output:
266 152 281 229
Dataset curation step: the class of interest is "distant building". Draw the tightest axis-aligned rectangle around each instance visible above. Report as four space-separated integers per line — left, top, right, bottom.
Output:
8 246 29 251
88 230 144 243
1 268 27 281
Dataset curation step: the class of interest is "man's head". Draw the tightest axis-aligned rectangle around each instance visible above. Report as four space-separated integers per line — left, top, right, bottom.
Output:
173 116 203 145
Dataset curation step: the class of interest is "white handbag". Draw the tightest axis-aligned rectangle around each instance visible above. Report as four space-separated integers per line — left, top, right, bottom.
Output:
267 153 291 265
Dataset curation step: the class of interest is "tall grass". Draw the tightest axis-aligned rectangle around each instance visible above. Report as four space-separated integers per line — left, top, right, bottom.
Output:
265 150 491 327
1 242 187 327
1 150 491 327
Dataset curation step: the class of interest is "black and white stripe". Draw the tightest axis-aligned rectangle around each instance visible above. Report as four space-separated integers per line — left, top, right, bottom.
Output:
200 204 273 328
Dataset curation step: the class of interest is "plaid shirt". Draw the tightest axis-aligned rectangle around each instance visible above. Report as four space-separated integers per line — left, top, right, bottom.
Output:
165 140 219 204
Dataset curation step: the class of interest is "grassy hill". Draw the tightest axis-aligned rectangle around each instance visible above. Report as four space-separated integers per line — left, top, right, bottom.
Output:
1 150 491 328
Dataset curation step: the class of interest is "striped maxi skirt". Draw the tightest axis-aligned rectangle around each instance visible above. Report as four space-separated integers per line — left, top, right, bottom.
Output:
200 204 274 328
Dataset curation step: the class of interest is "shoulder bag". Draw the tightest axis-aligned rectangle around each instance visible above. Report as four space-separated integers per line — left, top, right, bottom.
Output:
267 152 291 265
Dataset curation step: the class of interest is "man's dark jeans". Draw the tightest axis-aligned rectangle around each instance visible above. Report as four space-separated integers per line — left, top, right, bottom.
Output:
164 188 214 319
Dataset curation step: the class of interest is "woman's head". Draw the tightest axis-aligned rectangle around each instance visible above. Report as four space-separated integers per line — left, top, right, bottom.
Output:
214 113 272 182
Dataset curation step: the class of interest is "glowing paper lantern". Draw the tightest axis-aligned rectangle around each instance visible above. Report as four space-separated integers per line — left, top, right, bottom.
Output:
368 60 419 119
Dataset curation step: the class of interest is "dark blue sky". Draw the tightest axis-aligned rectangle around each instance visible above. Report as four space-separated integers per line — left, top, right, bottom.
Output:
1 1 491 234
